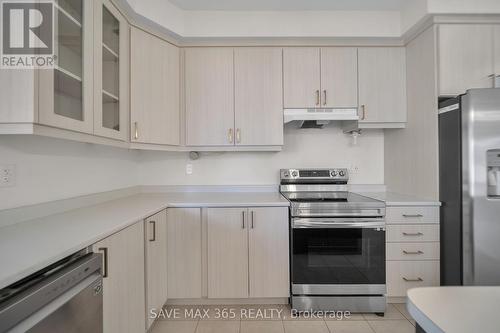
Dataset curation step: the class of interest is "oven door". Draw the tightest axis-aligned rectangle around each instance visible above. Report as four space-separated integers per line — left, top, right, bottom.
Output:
291 218 386 295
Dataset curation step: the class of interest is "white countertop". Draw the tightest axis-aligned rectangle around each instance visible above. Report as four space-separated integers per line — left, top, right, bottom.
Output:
407 287 500 333
0 191 289 290
357 191 441 206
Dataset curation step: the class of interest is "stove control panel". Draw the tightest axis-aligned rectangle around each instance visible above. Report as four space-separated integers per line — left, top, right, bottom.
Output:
280 168 349 184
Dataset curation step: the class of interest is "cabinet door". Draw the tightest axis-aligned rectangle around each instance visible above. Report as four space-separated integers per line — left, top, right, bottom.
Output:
283 47 321 108
234 47 283 146
207 208 249 298
166 208 202 299
93 0 128 141
495 26 500 86
248 207 289 298
438 24 495 96
358 47 407 124
130 27 180 145
93 222 145 333
185 48 234 146
145 210 168 329
320 47 358 108
39 0 93 133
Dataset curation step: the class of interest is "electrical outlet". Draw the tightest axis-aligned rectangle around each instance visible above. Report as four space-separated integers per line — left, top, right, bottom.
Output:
0 164 16 187
349 164 360 175
186 163 193 175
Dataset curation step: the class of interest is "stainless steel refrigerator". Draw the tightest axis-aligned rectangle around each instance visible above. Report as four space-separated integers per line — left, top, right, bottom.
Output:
439 88 500 286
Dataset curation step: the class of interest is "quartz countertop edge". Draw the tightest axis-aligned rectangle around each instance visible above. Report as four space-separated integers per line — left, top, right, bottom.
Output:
357 191 441 206
0 192 290 290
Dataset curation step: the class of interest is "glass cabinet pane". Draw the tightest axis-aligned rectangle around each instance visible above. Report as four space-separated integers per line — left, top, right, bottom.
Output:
102 5 120 131
54 0 83 121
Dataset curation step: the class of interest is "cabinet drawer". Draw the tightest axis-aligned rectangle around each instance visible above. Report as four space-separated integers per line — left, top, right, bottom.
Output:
386 207 439 224
386 225 440 242
387 242 440 261
387 261 440 297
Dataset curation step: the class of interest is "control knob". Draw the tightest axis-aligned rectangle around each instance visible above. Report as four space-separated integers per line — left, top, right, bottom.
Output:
339 170 346 177
291 170 299 178
330 170 337 177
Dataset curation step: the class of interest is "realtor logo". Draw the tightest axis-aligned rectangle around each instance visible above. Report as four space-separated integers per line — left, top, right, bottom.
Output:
1 0 55 68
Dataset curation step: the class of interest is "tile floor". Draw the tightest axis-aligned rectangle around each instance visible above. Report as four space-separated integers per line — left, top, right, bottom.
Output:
151 304 416 333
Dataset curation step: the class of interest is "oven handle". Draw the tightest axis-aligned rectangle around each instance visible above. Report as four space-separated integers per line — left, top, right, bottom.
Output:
292 218 385 229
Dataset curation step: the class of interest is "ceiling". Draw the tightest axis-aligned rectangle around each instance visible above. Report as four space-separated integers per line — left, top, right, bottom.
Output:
167 0 408 11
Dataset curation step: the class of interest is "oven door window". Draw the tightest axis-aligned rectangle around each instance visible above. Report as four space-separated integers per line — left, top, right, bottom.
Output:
292 228 385 285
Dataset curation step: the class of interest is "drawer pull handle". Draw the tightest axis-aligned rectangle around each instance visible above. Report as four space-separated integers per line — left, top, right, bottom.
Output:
403 250 424 255
98 247 109 278
403 277 423 282
149 220 156 242
403 214 424 218
403 232 424 236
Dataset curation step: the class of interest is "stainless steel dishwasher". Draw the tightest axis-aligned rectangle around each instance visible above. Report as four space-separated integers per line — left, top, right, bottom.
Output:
0 250 103 333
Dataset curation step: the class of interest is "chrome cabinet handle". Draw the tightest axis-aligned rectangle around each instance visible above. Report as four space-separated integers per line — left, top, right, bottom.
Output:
242 211 246 229
251 211 255 229
134 122 139 140
360 105 366 120
402 232 424 236
488 74 496 78
228 128 234 144
236 128 241 143
316 90 320 106
149 220 156 242
98 247 109 278
403 214 424 218
403 277 423 282
323 90 327 106
403 250 424 255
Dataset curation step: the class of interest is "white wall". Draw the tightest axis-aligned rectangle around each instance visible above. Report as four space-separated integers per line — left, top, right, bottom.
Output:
139 123 385 186
0 136 140 210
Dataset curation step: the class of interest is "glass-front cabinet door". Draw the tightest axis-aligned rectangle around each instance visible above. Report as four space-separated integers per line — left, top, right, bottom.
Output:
38 0 94 134
94 0 128 141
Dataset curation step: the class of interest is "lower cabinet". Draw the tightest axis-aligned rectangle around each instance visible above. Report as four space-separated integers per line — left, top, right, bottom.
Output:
166 208 203 299
93 222 146 333
207 207 289 299
145 210 168 330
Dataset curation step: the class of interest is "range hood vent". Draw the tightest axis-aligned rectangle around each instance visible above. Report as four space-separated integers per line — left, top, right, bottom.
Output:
284 108 359 127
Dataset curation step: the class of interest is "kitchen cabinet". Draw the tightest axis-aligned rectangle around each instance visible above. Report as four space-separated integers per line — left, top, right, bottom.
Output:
93 0 129 141
38 0 94 134
93 222 145 333
130 27 180 145
145 210 168 330
438 24 495 96
283 48 321 108
248 207 289 298
207 207 289 299
207 208 249 298
185 48 234 146
283 47 358 109
358 47 407 125
234 47 284 146
166 208 202 299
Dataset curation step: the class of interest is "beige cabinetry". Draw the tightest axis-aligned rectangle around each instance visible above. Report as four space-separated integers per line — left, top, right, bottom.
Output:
357 47 407 126
234 47 284 146
93 0 129 141
93 222 146 333
145 210 168 330
438 24 496 96
207 207 289 299
166 208 203 299
130 27 180 145
386 206 440 298
283 47 358 109
495 26 500 81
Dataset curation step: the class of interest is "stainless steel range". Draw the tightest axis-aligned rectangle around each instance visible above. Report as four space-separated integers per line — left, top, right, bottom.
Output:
280 168 387 314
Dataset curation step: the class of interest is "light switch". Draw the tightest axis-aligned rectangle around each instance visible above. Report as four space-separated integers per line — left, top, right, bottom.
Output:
0 164 16 187
186 164 193 175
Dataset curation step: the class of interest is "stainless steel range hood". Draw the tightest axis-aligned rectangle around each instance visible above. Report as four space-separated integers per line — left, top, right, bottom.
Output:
284 108 359 128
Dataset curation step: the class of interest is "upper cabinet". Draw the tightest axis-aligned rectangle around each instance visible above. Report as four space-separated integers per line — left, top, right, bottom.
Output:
39 0 94 134
234 47 283 146
185 48 235 146
283 47 358 109
185 47 284 148
93 0 129 141
438 24 496 96
358 47 407 126
130 27 180 146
